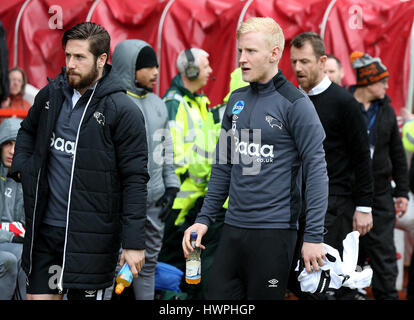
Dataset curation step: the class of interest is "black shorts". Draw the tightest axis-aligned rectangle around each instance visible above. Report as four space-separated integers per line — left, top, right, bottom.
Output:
207 224 297 300
27 223 108 300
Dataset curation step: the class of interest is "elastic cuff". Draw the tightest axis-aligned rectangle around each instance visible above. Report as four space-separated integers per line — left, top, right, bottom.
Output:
356 206 372 213
303 233 324 243
194 216 211 228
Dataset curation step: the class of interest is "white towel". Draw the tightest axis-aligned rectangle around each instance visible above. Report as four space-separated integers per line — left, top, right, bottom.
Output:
295 231 373 293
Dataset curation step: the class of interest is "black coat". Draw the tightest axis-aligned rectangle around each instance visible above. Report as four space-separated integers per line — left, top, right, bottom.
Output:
371 95 409 198
349 85 408 198
11 65 149 289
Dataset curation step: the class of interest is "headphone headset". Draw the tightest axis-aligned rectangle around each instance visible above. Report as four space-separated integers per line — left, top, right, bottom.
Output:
184 49 200 81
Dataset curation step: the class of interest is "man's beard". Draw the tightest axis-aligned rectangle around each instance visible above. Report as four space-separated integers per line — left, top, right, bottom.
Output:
135 80 153 92
67 64 99 91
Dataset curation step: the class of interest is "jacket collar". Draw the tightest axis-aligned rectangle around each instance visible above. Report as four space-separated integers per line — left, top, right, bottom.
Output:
348 84 391 106
171 74 203 100
299 75 331 96
249 69 287 92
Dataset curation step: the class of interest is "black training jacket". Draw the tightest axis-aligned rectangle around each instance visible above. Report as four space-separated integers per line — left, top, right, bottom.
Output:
11 64 149 290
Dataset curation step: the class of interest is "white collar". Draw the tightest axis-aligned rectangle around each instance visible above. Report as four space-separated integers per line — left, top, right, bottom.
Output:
299 75 332 96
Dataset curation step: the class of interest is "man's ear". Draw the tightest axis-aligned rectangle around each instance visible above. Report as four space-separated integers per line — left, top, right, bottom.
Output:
97 53 108 69
270 45 281 63
319 54 327 69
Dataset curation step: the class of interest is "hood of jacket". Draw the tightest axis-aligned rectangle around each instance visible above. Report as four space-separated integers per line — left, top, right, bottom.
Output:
111 40 180 204
112 39 152 97
0 117 22 146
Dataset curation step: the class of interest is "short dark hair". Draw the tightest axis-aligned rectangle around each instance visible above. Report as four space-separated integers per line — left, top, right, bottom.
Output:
290 32 325 58
326 54 342 68
62 22 110 59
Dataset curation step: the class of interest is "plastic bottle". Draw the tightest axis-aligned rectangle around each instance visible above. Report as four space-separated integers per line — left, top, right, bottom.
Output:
115 263 133 295
185 231 201 284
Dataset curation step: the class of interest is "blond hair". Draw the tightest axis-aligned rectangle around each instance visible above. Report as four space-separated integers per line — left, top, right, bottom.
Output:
237 17 285 54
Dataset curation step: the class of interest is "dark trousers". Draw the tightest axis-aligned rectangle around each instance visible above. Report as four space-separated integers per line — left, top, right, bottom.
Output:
358 190 399 300
158 197 225 299
324 195 355 255
407 251 414 300
207 224 297 300
288 195 355 300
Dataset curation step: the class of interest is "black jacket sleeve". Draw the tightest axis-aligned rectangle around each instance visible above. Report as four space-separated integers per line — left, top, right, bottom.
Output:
345 96 373 207
10 86 49 182
110 93 149 250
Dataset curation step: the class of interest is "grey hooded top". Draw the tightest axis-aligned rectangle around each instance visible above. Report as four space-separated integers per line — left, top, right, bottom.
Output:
0 117 24 243
112 39 179 204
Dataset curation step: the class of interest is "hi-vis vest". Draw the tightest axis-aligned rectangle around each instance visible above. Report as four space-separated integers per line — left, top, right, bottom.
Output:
166 93 210 177
163 92 209 217
173 107 229 225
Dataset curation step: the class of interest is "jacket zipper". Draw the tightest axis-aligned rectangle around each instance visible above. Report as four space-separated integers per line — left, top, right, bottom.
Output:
27 168 42 286
58 86 97 291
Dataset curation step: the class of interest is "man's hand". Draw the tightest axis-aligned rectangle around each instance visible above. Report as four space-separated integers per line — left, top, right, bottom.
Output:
120 249 145 278
301 242 326 273
401 107 414 122
353 210 373 236
182 223 208 258
394 197 409 217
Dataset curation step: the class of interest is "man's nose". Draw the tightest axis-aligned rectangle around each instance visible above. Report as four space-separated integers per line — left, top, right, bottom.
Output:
238 51 247 64
292 62 301 72
67 57 76 69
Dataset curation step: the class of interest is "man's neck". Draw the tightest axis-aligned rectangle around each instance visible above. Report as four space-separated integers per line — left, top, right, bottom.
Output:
182 76 201 94
301 74 331 96
256 67 279 84
135 82 152 93
77 78 99 95
354 87 373 110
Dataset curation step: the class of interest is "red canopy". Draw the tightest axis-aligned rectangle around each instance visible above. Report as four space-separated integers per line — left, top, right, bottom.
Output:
1 0 413 113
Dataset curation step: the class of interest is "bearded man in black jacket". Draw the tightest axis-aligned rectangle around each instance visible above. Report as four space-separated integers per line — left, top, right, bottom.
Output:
10 22 149 300
289 32 374 300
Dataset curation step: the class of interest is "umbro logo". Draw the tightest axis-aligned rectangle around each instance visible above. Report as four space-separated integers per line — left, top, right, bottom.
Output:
268 278 279 287
84 290 97 298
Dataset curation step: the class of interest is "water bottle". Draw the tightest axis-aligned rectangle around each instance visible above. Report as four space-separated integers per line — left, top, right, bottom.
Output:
185 231 201 284
115 263 133 294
